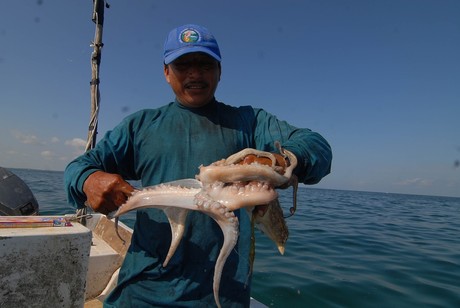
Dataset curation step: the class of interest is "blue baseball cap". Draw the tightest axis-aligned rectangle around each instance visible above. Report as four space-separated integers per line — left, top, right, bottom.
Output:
163 24 221 65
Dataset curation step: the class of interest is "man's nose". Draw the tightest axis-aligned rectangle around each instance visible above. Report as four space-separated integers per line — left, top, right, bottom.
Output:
187 64 205 75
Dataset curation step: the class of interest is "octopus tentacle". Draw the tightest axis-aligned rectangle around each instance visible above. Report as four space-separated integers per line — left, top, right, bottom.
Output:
284 174 299 218
161 207 189 267
110 183 240 308
109 143 299 308
204 180 278 211
194 192 239 308
108 182 202 264
275 141 298 182
197 163 291 187
197 146 298 189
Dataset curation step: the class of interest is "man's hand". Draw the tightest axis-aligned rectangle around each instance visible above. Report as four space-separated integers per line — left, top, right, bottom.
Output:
83 171 135 215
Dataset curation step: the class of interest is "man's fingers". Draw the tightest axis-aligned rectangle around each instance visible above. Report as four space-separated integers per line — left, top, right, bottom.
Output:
122 186 135 196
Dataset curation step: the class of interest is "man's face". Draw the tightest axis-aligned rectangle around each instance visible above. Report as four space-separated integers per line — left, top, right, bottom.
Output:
164 52 221 108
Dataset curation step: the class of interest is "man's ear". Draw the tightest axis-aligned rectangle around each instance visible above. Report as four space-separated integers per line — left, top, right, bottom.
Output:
218 63 222 82
164 64 171 84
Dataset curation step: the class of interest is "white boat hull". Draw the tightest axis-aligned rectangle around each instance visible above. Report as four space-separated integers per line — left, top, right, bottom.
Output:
0 217 92 307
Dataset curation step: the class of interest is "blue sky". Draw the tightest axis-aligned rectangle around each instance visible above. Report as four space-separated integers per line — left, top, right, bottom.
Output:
1 0 459 197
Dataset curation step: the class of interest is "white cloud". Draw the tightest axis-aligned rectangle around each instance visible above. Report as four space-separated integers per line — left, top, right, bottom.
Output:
41 150 55 159
12 130 44 145
395 178 432 187
51 137 60 143
65 138 86 148
65 138 87 155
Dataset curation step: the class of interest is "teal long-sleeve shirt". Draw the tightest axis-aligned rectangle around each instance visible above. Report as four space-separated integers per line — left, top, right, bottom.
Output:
64 99 332 307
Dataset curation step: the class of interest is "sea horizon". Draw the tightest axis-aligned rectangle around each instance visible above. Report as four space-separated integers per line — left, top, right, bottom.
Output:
5 166 460 200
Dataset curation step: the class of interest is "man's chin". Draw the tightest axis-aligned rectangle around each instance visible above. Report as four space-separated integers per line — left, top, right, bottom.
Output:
181 95 212 108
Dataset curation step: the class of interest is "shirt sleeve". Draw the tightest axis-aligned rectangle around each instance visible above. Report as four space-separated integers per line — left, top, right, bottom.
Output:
64 114 139 208
252 108 332 185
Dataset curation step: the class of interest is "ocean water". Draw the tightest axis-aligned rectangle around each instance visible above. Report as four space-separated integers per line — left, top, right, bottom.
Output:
8 168 460 307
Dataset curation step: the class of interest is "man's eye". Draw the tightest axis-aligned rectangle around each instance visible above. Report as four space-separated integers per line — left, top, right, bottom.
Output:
173 63 188 71
172 61 216 71
200 62 213 70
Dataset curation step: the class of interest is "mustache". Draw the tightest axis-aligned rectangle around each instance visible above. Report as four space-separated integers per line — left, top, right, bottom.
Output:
185 81 209 88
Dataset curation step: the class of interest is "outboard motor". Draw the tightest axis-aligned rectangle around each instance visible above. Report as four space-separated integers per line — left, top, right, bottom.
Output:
0 167 39 215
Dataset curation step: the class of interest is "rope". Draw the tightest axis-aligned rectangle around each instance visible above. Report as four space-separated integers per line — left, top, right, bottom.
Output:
64 213 94 222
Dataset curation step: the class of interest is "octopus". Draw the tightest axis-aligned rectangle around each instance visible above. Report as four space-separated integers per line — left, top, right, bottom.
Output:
108 142 298 308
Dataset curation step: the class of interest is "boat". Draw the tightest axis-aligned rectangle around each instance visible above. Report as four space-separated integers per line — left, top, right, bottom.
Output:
83 214 133 307
0 211 131 307
0 211 266 307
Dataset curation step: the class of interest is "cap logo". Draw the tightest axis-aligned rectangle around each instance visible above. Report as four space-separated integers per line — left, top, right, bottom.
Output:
180 29 200 43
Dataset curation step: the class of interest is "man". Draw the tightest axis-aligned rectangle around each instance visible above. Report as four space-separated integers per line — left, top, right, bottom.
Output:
65 24 332 307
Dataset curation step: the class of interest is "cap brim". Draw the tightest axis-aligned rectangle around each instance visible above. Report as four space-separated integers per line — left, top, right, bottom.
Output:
164 46 221 65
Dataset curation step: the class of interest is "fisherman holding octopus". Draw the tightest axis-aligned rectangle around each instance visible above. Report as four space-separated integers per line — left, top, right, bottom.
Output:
65 24 332 307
